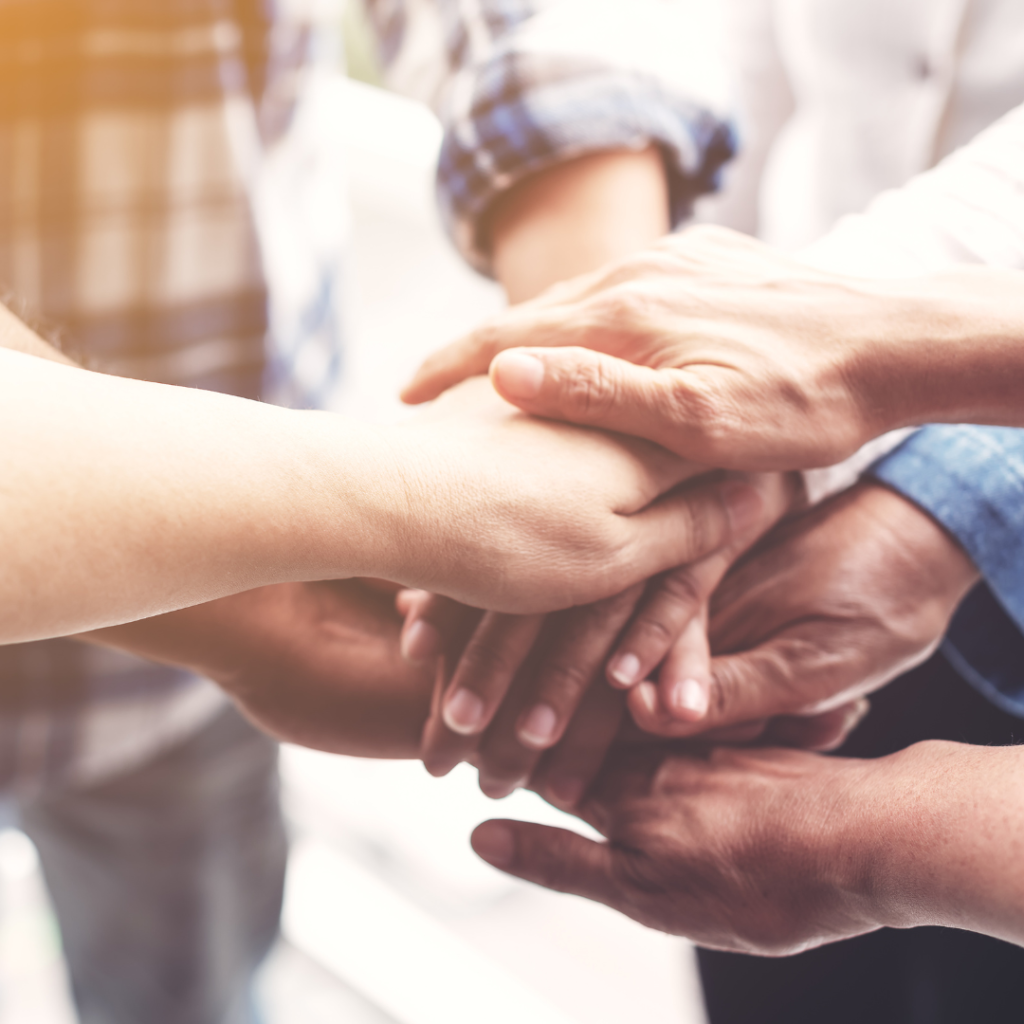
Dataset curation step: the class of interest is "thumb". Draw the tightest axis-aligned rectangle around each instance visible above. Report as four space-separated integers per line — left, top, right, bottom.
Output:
706 630 854 731
626 633 828 738
491 347 704 460
471 820 621 909
623 477 766 587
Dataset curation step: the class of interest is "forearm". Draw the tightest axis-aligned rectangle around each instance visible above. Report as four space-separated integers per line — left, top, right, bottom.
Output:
0 348 406 642
83 581 433 758
835 741 1024 945
489 148 671 303
849 269 1024 434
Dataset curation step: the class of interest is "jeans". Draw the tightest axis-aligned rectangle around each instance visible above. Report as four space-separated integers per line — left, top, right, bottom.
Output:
19 704 287 1024
697 652 1024 1024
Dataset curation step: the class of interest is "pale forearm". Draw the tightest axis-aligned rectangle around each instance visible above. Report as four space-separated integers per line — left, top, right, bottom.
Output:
839 741 1024 945
0 349 401 642
489 147 670 303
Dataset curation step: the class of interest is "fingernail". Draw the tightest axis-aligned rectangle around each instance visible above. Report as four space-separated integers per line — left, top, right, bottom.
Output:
493 351 544 399
518 704 559 749
608 652 642 688
634 682 658 717
401 619 441 663
847 698 871 730
473 823 515 869
721 481 763 535
670 678 709 719
443 689 485 735
548 775 585 808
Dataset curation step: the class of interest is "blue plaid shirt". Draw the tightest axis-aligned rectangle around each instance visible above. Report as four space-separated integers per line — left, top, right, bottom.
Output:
369 0 735 273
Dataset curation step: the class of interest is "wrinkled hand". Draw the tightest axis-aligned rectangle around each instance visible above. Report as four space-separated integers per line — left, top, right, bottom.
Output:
387 377 767 614
83 580 433 757
403 226 915 471
397 471 863 803
470 743 893 955
626 481 980 738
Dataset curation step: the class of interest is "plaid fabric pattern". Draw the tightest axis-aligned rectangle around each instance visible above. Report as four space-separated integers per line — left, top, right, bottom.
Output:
0 0 285 792
0 0 272 393
368 0 736 273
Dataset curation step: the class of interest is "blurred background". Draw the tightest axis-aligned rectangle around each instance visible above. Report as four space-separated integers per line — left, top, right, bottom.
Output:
0 3 705 1021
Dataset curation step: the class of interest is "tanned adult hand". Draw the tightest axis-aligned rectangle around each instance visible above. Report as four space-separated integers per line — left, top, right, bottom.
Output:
404 226 1024 470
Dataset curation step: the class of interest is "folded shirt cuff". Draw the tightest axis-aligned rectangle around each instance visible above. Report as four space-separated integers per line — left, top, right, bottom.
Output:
869 424 1024 632
436 58 735 274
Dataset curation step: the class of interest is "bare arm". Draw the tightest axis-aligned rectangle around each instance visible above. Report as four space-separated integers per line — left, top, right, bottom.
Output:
0 315 743 641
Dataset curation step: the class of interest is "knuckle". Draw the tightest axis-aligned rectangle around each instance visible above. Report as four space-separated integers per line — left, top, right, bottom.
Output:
537 659 594 705
631 612 676 650
561 355 620 420
657 567 706 616
532 834 585 891
662 373 734 448
455 637 521 689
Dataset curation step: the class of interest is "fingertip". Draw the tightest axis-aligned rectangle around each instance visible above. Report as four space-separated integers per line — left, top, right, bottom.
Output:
442 688 486 735
607 652 642 689
401 618 442 663
666 677 710 722
422 754 458 779
398 373 436 405
479 775 526 801
627 681 660 728
517 703 559 750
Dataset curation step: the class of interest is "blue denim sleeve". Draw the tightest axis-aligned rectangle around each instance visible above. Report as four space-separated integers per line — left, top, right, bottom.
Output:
871 425 1024 718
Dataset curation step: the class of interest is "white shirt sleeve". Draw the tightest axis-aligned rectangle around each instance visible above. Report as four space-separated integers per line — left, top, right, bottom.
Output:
796 102 1024 503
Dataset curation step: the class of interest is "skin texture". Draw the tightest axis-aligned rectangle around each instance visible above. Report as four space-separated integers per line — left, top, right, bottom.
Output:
405 479 977 802
403 154 801 794
409 470 801 797
404 225 1024 470
626 481 980 738
471 739 1024 953
0 333 755 640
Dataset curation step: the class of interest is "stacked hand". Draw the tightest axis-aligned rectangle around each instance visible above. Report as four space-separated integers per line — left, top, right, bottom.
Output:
404 225 1024 470
400 479 976 809
402 225 903 470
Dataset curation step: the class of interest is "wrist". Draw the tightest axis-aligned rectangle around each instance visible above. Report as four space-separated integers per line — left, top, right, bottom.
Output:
267 412 417 585
854 270 1024 432
829 740 1024 941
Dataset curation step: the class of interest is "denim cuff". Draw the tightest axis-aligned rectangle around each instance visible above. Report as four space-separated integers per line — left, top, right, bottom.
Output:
871 425 1024 717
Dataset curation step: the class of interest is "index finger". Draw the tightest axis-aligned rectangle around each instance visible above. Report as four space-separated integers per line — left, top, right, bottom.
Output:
400 309 539 405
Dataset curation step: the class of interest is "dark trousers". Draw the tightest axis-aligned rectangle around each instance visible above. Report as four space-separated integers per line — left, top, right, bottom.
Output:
698 653 1024 1024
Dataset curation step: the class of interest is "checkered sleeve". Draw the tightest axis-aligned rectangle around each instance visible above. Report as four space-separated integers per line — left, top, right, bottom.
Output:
366 0 736 273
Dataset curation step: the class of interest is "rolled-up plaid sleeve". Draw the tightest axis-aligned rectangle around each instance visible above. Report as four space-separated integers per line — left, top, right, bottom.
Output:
366 0 736 273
